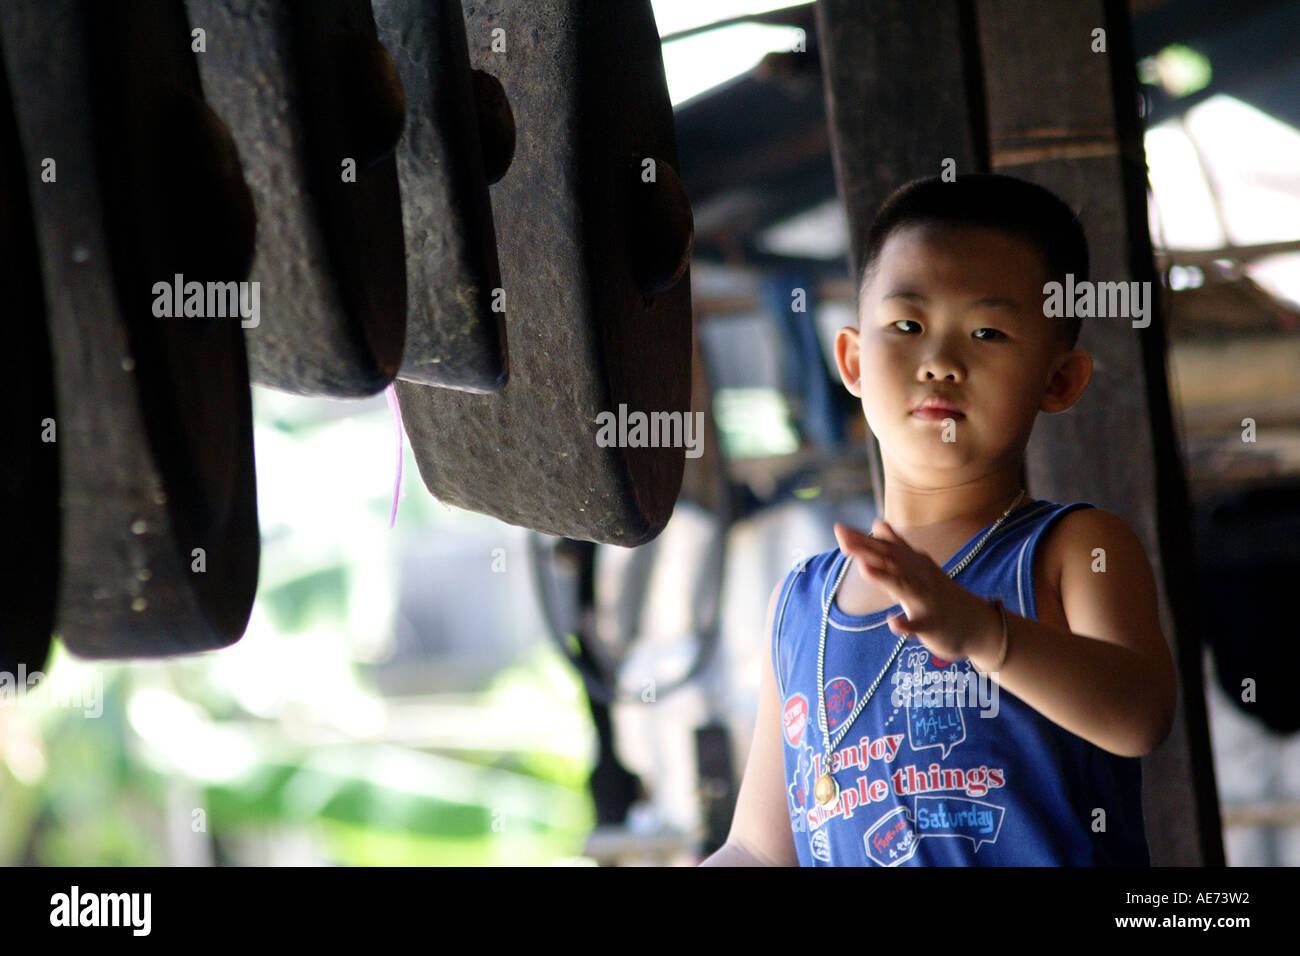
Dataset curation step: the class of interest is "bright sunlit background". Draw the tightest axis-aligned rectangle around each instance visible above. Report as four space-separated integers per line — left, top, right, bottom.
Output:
655 0 815 105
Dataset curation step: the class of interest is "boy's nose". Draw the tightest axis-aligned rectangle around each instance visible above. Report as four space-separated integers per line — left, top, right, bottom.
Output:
922 364 962 381
917 343 965 382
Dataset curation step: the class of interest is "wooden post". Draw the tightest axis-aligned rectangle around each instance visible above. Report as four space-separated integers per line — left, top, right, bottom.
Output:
816 0 989 516
976 0 1223 865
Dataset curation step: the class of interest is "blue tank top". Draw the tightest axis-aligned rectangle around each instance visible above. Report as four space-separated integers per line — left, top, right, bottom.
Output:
772 499 1150 866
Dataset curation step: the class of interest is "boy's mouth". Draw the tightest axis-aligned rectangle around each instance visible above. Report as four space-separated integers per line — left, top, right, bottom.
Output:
910 394 966 419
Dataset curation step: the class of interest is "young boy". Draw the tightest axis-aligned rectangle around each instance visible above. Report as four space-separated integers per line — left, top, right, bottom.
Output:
701 173 1177 866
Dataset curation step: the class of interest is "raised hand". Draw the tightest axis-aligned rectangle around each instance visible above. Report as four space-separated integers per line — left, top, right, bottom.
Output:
832 518 999 664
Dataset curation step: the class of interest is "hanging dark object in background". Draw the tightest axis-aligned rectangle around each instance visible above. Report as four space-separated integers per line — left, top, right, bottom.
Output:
0 40 57 676
188 0 408 396
0 0 260 657
396 0 694 546
374 0 511 393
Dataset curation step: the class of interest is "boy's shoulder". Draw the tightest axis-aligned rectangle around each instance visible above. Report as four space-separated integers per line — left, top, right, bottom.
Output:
1041 502 1140 554
787 545 841 573
772 546 844 608
1038 503 1149 601
774 550 816 597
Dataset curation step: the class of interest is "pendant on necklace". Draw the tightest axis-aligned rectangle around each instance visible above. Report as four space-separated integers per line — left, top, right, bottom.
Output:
814 772 839 807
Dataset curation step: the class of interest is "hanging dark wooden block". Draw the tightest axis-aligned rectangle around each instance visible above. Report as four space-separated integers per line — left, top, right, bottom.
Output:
0 0 260 658
186 0 408 396
395 0 694 546
373 0 510 392
0 40 57 676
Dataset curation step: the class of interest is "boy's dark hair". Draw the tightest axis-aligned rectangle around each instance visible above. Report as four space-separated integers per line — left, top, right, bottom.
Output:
856 173 1089 351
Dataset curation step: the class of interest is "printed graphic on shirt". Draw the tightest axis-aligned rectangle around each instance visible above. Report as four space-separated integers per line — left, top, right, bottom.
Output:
783 693 808 748
823 676 856 732
787 741 815 823
863 797 1005 865
784 644 1010 863
810 827 831 862
898 647 968 759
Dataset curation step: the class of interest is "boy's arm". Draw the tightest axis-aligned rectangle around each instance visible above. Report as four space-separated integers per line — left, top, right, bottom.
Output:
699 581 799 866
966 508 1178 757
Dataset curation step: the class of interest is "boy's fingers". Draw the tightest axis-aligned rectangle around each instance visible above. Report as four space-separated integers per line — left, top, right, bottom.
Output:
864 553 911 590
834 522 868 545
836 522 894 555
859 555 890 576
834 524 871 557
861 562 901 597
871 519 913 550
843 542 884 563
868 555 921 596
845 541 892 572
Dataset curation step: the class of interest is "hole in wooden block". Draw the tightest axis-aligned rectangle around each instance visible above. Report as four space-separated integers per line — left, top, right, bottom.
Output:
471 68 515 185
626 155 694 298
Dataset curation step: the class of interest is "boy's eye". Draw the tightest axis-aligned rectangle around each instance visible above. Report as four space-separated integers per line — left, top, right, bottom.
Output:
890 320 1005 340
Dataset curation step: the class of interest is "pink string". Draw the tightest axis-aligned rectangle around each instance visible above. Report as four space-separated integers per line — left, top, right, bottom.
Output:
384 384 403 528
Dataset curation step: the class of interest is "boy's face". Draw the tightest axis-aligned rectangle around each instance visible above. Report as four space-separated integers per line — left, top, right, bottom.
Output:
835 222 1091 484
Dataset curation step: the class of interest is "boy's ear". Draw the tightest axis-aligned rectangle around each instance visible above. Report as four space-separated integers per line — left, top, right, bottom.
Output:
834 326 862 397
1040 349 1093 413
